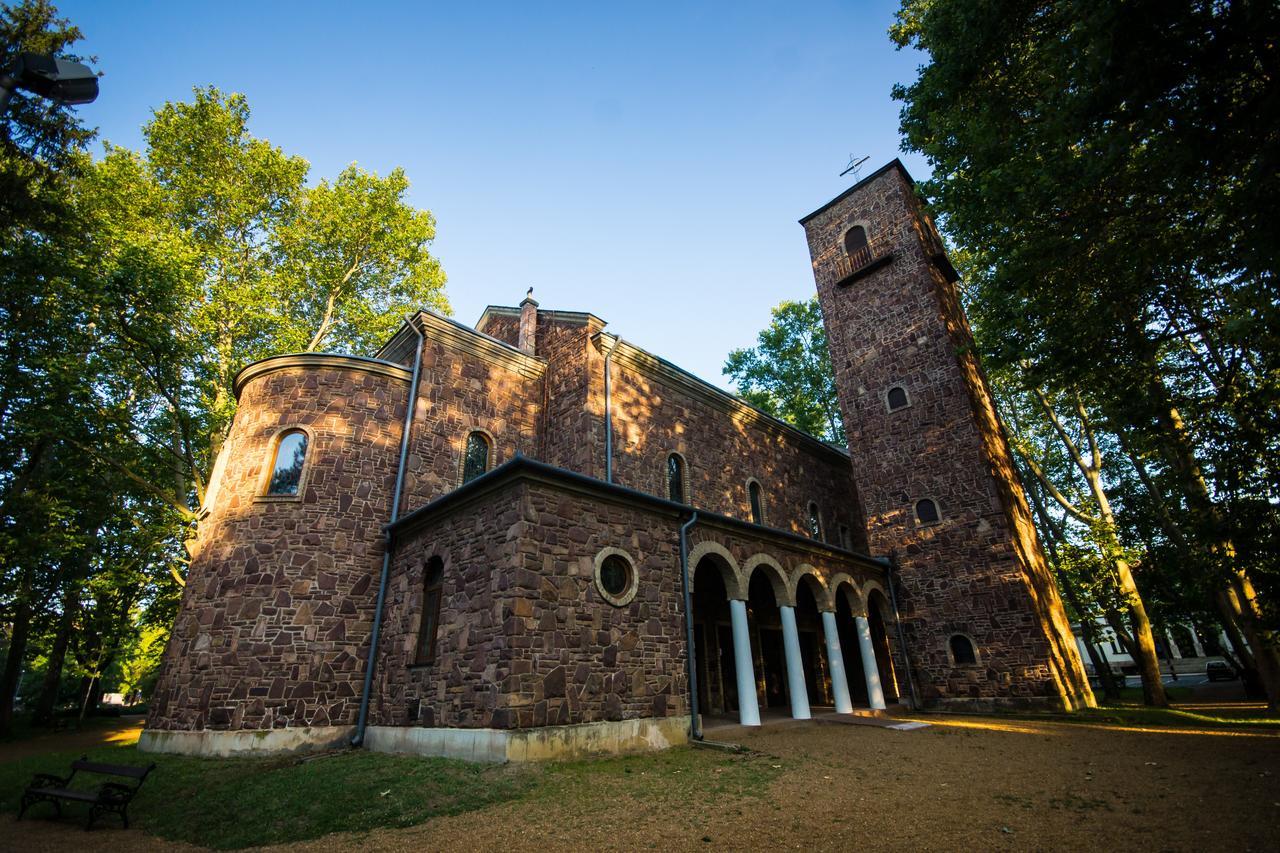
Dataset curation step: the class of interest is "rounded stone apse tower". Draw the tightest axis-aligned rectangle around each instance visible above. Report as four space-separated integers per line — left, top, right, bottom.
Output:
142 353 411 755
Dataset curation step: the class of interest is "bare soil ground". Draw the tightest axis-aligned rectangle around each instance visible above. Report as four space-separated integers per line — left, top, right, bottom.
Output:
5 713 1278 852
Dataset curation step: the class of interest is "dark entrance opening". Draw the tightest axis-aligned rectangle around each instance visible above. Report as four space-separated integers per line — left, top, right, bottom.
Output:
836 588 869 706
795 578 832 707
747 569 787 710
692 556 736 716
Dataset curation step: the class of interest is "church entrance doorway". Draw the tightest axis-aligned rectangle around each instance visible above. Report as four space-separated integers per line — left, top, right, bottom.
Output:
692 554 737 717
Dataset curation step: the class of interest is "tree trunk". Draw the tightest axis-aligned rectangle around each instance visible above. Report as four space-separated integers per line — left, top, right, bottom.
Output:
0 599 33 735
1151 395 1280 711
1024 476 1122 703
33 583 76 725
1077 458 1167 706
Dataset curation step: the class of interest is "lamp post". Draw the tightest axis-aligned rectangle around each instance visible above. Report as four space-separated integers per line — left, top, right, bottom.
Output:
0 51 98 113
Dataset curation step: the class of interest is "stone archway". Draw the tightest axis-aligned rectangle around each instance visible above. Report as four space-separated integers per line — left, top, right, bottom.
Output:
793 572 833 708
691 553 738 718
746 567 789 712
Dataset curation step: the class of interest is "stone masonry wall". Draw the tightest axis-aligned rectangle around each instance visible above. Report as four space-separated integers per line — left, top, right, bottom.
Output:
804 163 1091 709
373 484 523 728
399 331 543 510
148 362 409 732
607 357 864 549
537 316 606 478
374 478 689 729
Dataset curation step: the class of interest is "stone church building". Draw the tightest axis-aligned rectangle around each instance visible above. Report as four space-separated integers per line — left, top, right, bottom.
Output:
141 161 1093 760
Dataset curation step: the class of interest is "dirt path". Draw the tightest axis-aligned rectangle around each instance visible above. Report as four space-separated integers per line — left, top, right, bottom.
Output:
271 716 1280 853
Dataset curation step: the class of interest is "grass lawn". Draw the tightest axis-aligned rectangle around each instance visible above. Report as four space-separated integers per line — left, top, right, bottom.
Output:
1 737 780 849
1 742 528 848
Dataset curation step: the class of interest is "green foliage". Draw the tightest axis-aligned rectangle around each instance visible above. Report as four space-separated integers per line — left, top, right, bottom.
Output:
0 2 449 731
724 298 845 445
892 0 1280 698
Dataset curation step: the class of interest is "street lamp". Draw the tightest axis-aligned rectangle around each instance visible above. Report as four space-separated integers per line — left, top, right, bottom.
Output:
0 51 99 113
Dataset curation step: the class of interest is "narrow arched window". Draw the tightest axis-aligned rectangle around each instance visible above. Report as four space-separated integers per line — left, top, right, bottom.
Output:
950 635 977 665
415 557 445 665
462 432 490 484
748 481 763 525
915 498 940 525
886 385 909 411
667 453 685 503
807 501 822 540
266 430 308 496
844 225 870 268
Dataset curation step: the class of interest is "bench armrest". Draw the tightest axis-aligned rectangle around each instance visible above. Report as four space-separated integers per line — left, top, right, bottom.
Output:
27 772 70 789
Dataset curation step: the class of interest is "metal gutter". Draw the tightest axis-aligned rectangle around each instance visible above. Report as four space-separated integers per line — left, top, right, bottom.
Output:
602 335 622 483
679 511 702 741
886 554 921 710
352 314 424 747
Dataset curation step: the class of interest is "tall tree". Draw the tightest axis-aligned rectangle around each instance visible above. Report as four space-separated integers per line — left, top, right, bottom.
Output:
79 87 450 558
0 0 103 732
892 0 1280 710
724 297 845 445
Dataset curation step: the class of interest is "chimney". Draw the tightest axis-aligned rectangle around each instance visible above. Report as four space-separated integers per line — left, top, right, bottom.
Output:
518 288 538 355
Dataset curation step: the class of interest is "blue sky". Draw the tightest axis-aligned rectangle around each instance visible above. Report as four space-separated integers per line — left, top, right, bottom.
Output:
59 1 929 389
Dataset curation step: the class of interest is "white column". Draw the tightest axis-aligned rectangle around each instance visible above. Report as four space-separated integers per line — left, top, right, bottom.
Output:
779 606 811 720
729 599 760 726
1165 629 1183 659
822 610 853 714
1189 626 1205 658
856 614 887 710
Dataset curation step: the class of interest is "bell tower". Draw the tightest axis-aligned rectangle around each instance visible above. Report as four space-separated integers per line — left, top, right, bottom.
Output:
801 161 1093 711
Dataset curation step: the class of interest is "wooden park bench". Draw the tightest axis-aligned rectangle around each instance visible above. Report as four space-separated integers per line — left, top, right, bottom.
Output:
18 756 156 830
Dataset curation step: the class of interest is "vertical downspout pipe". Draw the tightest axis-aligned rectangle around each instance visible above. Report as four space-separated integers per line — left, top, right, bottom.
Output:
679 511 702 740
352 316 424 747
602 335 621 483
885 554 921 710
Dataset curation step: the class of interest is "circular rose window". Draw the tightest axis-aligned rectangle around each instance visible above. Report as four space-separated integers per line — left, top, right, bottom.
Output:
593 548 638 607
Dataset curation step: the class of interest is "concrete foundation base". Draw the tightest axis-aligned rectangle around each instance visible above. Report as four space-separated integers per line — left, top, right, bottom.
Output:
138 725 354 757
365 715 691 763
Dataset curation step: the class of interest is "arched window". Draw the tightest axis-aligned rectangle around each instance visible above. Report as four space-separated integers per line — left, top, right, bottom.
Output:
266 429 308 496
844 225 871 268
886 385 909 411
807 501 822 540
748 480 763 525
462 431 491 484
667 453 685 504
415 557 444 665
950 634 977 665
915 498 940 525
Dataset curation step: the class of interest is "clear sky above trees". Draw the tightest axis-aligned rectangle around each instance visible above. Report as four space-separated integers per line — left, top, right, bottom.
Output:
56 0 928 388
